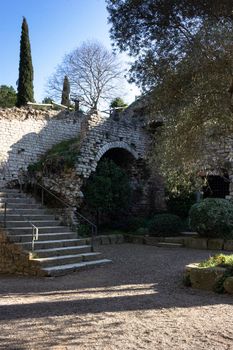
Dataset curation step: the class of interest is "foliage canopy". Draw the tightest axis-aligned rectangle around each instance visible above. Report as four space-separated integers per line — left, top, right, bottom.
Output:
107 1 233 192
0 85 17 108
83 159 131 222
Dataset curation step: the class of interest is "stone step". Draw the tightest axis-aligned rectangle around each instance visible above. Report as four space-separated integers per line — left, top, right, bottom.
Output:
9 232 76 242
0 214 55 221
181 231 198 236
19 239 91 250
42 259 112 276
33 244 91 257
33 252 102 267
0 198 36 204
0 208 50 215
7 226 73 234
163 237 185 244
5 220 61 228
5 203 42 209
156 242 184 248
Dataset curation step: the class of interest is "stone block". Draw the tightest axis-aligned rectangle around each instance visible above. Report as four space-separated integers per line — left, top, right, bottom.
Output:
207 239 224 250
223 277 233 294
144 236 161 246
131 236 144 244
185 238 208 250
100 235 110 245
116 234 124 244
186 264 226 291
223 240 233 251
109 234 117 244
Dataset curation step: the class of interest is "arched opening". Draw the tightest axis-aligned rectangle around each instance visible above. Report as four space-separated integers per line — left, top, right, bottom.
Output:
81 146 153 229
100 147 135 170
203 174 230 199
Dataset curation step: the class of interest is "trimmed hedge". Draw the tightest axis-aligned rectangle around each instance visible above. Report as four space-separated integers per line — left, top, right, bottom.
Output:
148 214 182 236
189 198 233 239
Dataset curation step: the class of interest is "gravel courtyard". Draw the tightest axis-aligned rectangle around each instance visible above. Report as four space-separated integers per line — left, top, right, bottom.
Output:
1 244 233 350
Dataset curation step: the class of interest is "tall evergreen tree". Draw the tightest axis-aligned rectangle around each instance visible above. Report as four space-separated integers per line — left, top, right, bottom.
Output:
17 17 34 107
61 75 70 106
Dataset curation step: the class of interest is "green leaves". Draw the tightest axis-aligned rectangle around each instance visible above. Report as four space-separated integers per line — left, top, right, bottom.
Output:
0 85 17 108
17 17 34 106
83 159 131 215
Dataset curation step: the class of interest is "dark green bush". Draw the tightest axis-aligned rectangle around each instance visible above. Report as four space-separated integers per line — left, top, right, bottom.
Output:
124 217 150 232
148 214 182 236
189 198 233 238
166 192 196 218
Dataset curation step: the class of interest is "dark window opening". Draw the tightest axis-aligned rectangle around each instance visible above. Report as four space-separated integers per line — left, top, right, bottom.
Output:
203 174 230 199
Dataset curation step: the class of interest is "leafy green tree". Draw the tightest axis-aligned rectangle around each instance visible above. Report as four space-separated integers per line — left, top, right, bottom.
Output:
107 1 233 192
0 85 17 108
61 75 70 106
17 17 34 107
110 97 128 109
83 159 131 225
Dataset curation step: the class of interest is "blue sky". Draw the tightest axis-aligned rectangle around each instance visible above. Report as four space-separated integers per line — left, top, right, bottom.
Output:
0 0 140 104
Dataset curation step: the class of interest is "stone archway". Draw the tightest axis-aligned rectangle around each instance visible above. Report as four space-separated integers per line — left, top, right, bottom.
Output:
95 141 139 164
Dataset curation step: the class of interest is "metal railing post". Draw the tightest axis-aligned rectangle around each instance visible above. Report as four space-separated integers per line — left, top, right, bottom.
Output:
41 188 44 205
3 203 6 228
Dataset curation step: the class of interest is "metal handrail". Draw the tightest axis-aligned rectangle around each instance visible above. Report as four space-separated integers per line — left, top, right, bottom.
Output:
31 181 97 250
0 202 7 228
0 198 39 251
36 182 97 233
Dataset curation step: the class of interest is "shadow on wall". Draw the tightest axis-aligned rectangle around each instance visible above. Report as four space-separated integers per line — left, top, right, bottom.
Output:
0 114 82 187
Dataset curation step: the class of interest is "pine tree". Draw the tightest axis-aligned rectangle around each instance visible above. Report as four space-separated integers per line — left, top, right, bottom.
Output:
17 17 34 107
61 75 70 106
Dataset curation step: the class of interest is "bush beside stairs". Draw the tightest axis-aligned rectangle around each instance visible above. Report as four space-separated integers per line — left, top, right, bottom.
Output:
0 189 111 276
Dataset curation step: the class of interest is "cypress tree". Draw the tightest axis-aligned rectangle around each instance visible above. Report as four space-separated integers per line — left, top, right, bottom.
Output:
61 75 70 106
17 17 34 107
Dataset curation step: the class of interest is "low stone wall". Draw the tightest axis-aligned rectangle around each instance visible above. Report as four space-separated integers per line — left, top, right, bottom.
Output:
0 228 45 276
124 234 233 251
184 263 233 294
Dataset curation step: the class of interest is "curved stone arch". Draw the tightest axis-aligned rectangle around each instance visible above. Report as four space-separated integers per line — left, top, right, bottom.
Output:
95 141 139 164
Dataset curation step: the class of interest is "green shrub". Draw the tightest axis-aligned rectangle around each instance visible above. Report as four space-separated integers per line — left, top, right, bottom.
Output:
189 198 233 238
124 217 149 232
148 214 182 236
166 192 196 218
135 227 149 235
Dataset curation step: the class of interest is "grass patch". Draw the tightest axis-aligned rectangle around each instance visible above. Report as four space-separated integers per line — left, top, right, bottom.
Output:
28 137 81 174
198 254 233 268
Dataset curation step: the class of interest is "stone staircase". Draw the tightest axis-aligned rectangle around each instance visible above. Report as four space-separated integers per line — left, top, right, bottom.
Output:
0 188 111 276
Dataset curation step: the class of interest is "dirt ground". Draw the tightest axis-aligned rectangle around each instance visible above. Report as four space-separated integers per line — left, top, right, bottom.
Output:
0 244 233 350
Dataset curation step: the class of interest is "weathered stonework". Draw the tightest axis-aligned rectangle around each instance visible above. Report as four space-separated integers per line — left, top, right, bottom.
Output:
0 104 166 214
0 228 45 276
0 107 82 188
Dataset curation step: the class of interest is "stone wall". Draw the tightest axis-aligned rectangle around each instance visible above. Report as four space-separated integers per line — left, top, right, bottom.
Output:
0 107 82 188
0 228 45 276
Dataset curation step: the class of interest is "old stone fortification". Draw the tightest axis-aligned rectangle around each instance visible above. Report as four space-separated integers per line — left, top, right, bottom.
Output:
0 107 82 188
0 103 165 214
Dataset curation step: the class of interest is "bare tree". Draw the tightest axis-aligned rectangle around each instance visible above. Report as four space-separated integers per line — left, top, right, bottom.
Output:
47 41 124 110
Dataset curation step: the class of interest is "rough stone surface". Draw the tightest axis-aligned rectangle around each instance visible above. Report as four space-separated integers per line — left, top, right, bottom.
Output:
0 228 44 276
223 240 233 251
207 239 224 250
0 106 166 214
1 245 233 350
0 107 82 188
186 264 226 291
223 276 233 294
185 238 208 250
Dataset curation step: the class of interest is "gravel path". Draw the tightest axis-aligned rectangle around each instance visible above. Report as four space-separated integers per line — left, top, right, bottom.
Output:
1 244 233 350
